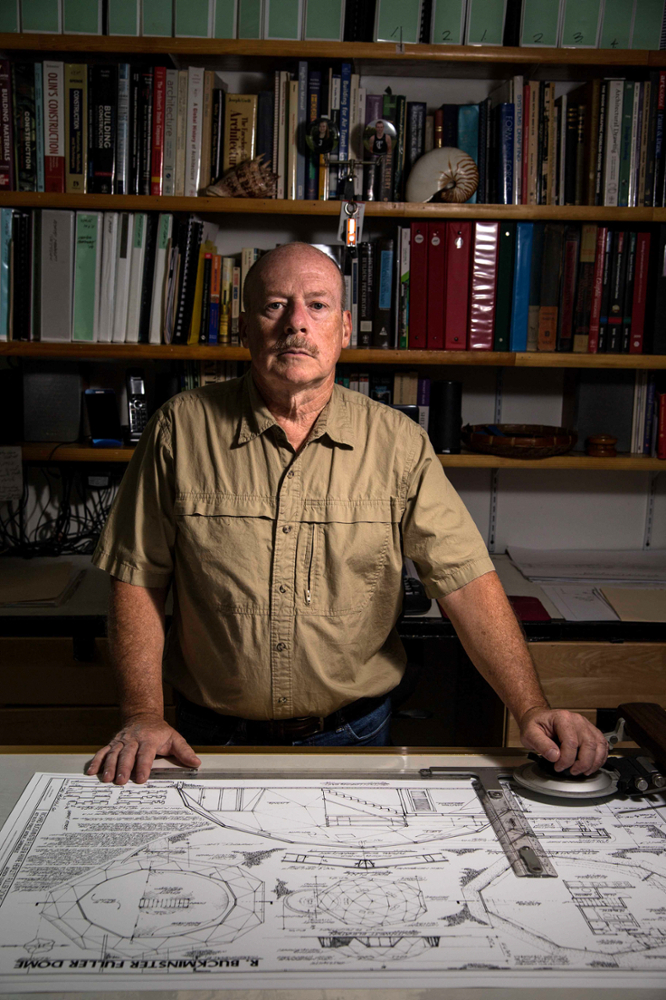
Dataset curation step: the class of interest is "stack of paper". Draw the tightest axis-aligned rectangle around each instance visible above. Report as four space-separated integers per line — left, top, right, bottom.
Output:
506 546 666 622
0 561 84 608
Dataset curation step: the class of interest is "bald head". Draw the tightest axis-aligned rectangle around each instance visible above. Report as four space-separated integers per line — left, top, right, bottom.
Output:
243 242 346 312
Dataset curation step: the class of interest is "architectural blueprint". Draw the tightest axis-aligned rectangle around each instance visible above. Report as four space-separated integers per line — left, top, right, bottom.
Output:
0 772 665 991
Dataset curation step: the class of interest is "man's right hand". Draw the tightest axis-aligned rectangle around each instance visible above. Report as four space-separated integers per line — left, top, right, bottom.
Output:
86 714 202 785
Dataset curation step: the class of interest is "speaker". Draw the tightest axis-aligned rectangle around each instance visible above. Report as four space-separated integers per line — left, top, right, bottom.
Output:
22 361 82 443
429 380 462 454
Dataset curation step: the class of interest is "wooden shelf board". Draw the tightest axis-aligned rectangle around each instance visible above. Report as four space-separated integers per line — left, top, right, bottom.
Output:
3 342 666 367
0 190 659 221
20 442 666 469
0 34 662 66
440 454 666 470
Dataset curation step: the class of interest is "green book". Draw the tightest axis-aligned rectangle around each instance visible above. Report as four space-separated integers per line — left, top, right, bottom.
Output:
466 0 506 45
430 0 466 44
631 0 665 49
374 0 423 43
142 0 173 35
21 0 62 32
107 0 140 35
0 1 20 32
559 0 602 47
72 213 102 343
62 0 102 33
599 0 632 49
520 0 562 47
264 0 302 39
214 0 238 37
238 0 262 38
175 0 212 36
304 0 344 40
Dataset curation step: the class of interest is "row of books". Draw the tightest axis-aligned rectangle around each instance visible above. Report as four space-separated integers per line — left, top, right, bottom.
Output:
2 1 664 48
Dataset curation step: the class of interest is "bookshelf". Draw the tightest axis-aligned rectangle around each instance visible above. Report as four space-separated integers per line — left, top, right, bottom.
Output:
1 34 666 482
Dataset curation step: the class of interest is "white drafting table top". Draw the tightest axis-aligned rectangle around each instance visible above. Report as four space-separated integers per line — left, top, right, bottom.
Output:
0 747 663 1000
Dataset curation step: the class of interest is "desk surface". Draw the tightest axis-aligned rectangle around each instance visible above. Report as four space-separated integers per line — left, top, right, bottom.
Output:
0 749 664 1000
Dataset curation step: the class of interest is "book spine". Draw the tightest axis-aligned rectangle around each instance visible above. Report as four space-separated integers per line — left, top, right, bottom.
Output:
140 68 153 195
621 231 637 353
556 228 579 352
405 101 425 179
597 227 614 352
305 70 320 200
638 80 650 206
90 65 116 194
372 237 394 349
256 89 273 167
34 63 45 192
607 229 627 353
644 72 659 206
199 70 214 191
198 253 213 345
148 212 172 344
173 219 203 344
12 63 37 192
208 254 222 345
286 79 298 199
603 79 623 206
358 241 374 348
128 67 140 194
163 69 178 195
97 211 118 344
398 226 410 350
642 375 656 456
174 69 188 197
659 394 666 460
137 213 158 344
113 63 129 194
0 62 14 190
629 231 650 353
230 264 240 345
65 63 87 194
185 66 204 197
393 95 407 202
39 209 75 342
0 209 13 339
594 79 607 205
210 87 222 184
513 74 523 205
224 94 258 171
509 222 533 352
654 71 666 207
497 103 514 205
468 221 499 350
572 223 596 353
426 221 445 350
444 221 471 349
72 211 101 342
296 59 308 199
617 81 635 207
151 65 166 195
43 61 65 193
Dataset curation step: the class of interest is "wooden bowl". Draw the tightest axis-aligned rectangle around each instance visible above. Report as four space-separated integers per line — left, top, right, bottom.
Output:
461 424 578 459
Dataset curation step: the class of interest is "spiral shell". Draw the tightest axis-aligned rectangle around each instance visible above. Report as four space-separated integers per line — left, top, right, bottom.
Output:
205 155 277 198
406 146 479 204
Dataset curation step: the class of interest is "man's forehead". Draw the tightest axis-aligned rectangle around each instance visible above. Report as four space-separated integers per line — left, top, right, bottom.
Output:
256 256 341 293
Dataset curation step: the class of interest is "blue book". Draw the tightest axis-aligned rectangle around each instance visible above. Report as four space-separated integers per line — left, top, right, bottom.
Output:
509 223 533 351
34 63 45 193
305 70 321 200
337 62 352 194
457 104 479 204
496 102 514 205
297 60 308 200
208 300 220 345
0 209 13 342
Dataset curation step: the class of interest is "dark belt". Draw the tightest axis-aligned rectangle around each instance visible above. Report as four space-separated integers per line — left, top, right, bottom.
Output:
243 696 387 743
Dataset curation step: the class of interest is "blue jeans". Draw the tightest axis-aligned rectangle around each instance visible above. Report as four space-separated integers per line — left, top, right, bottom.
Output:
175 693 393 747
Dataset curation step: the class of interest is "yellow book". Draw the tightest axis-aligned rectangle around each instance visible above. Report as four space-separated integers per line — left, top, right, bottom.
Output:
219 256 234 345
187 240 216 344
223 94 258 171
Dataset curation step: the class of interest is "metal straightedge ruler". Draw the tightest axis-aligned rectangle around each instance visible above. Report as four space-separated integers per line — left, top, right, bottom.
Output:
150 764 557 880
419 766 557 879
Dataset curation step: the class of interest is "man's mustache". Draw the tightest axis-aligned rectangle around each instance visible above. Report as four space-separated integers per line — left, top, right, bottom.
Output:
275 336 319 357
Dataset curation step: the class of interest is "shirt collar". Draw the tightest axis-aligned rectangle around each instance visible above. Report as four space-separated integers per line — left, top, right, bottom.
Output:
236 371 355 449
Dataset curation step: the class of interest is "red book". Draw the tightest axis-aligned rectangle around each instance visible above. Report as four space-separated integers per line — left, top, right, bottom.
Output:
521 83 529 205
587 225 607 353
409 221 428 349
150 66 166 196
557 227 579 352
426 221 446 349
444 221 472 350
43 61 65 192
0 60 14 190
468 221 498 350
659 393 666 460
629 231 650 353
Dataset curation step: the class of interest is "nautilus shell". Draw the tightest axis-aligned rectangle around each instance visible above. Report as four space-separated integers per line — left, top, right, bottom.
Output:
406 146 479 204
205 155 277 198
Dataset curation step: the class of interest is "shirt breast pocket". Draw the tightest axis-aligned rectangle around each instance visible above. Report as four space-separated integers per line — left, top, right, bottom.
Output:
174 495 275 613
300 500 401 616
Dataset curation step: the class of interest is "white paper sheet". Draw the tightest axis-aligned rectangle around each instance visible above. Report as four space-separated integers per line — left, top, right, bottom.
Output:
538 584 619 621
0 773 665 992
507 546 666 584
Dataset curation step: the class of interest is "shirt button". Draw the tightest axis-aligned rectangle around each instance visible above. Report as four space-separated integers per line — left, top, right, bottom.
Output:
279 585 287 593
282 525 292 533
277 696 287 704
276 642 287 651
287 470 295 478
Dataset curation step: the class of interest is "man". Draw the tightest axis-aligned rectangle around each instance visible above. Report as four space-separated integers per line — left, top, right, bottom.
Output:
88 243 608 786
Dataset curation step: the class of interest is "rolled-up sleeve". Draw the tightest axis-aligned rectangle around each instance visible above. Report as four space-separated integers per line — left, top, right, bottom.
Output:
401 429 495 598
92 410 176 588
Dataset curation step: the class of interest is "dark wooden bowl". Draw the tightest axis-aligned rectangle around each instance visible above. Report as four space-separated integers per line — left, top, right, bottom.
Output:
461 424 578 459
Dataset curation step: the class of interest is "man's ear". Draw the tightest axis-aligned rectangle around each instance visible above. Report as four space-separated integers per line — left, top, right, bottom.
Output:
341 310 352 348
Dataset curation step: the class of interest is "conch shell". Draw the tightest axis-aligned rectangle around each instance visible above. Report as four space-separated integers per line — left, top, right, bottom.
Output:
406 146 479 204
205 155 277 198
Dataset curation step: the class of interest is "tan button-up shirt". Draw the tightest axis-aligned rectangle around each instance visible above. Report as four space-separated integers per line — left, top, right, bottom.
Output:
93 372 494 720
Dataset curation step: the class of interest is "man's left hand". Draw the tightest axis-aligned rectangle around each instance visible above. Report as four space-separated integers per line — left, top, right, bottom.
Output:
519 707 609 776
